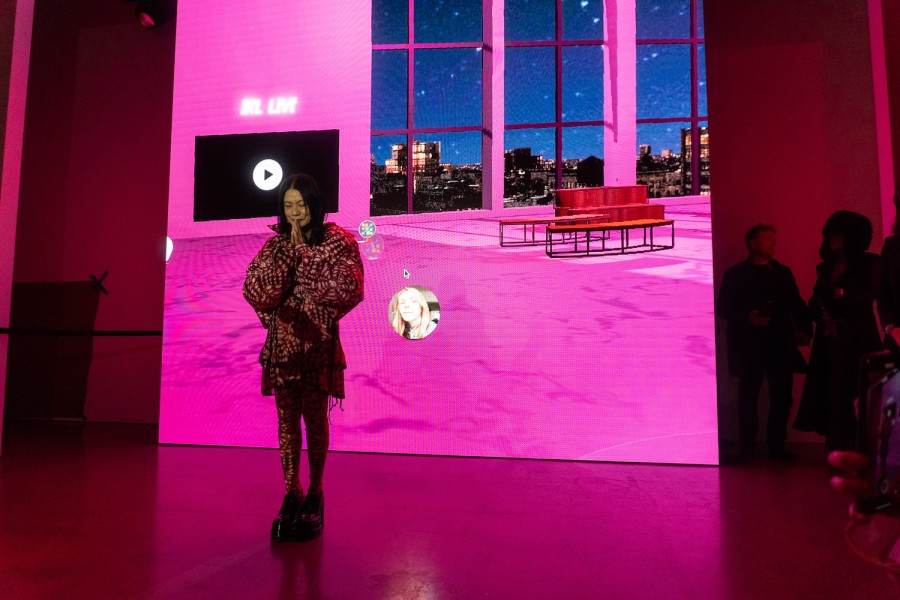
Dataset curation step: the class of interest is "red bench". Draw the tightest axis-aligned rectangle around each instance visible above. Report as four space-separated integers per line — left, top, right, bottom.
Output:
498 213 611 247
555 185 649 215
555 185 664 222
545 219 675 257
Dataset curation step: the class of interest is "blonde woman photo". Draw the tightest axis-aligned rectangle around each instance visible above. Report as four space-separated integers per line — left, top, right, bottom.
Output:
389 286 439 340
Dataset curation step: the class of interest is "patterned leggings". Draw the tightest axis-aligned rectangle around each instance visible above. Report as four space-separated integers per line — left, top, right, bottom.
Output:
274 386 329 496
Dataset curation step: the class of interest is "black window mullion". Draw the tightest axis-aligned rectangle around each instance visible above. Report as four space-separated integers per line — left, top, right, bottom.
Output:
555 0 563 190
690 0 700 195
407 0 415 213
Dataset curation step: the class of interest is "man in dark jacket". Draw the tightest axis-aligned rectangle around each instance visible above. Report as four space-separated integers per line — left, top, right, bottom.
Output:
717 224 812 461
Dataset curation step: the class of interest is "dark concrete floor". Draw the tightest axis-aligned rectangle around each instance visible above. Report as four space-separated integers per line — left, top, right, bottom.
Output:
0 421 896 599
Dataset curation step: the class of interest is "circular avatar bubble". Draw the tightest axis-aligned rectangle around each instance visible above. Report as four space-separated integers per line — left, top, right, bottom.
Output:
388 286 440 340
359 219 376 239
165 236 174 262
362 235 384 260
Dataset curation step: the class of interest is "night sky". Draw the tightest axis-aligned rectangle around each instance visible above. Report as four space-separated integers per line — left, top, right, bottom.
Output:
372 0 706 165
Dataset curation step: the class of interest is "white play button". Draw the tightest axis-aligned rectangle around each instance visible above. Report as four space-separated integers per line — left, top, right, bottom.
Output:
253 159 283 191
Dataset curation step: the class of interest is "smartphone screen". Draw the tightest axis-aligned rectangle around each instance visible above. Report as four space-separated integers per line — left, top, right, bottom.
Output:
858 353 900 513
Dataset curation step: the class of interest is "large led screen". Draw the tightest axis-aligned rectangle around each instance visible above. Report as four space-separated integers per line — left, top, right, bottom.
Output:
160 0 719 464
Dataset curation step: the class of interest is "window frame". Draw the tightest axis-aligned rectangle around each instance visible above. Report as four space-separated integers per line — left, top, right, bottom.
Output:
635 0 707 196
503 1 606 203
372 2 485 214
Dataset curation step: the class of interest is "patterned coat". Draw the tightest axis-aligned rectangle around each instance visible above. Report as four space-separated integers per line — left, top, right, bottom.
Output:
243 223 364 397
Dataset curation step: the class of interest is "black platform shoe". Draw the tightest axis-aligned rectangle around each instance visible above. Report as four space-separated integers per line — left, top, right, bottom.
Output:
295 493 324 540
270 492 303 542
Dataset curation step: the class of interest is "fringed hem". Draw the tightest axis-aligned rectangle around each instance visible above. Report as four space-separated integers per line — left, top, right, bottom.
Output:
327 396 344 424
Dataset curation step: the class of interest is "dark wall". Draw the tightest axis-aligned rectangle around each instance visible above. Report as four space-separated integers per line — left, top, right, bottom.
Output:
885 0 900 194
706 0 890 444
9 0 175 423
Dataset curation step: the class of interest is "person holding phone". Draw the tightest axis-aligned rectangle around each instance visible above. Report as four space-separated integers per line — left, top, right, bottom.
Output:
717 224 812 461
243 173 364 541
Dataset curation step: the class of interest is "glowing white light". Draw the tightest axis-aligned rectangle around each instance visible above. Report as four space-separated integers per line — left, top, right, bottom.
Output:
253 159 283 191
580 1 589 7
240 98 263 115
651 52 659 58
593 17 600 23
267 97 297 115
165 236 174 262
240 96 298 116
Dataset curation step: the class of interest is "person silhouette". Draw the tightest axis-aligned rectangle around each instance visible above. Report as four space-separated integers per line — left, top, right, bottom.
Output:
717 224 812 461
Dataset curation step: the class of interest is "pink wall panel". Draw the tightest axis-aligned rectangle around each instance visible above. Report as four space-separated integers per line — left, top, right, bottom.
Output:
883 0 900 200
8 0 174 425
0 0 34 452
867 0 896 239
65 23 171 332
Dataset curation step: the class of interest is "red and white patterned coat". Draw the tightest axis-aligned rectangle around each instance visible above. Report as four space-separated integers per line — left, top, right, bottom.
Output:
243 223 364 397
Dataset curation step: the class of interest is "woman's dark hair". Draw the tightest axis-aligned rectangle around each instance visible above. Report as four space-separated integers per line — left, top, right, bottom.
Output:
276 173 327 246
819 210 873 261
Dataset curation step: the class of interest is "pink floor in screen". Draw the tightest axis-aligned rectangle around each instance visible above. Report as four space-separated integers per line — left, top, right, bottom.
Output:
160 198 718 464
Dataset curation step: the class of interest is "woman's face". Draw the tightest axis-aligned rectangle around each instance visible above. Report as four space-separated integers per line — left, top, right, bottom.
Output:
398 290 423 323
283 188 311 229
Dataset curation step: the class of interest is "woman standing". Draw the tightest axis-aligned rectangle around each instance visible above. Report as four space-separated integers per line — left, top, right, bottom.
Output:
243 173 364 541
795 211 882 450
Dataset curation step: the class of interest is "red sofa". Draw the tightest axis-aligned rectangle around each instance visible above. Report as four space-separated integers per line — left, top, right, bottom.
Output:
555 185 664 222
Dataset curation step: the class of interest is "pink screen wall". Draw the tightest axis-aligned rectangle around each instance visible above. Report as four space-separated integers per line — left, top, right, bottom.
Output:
160 0 719 464
0 0 34 452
